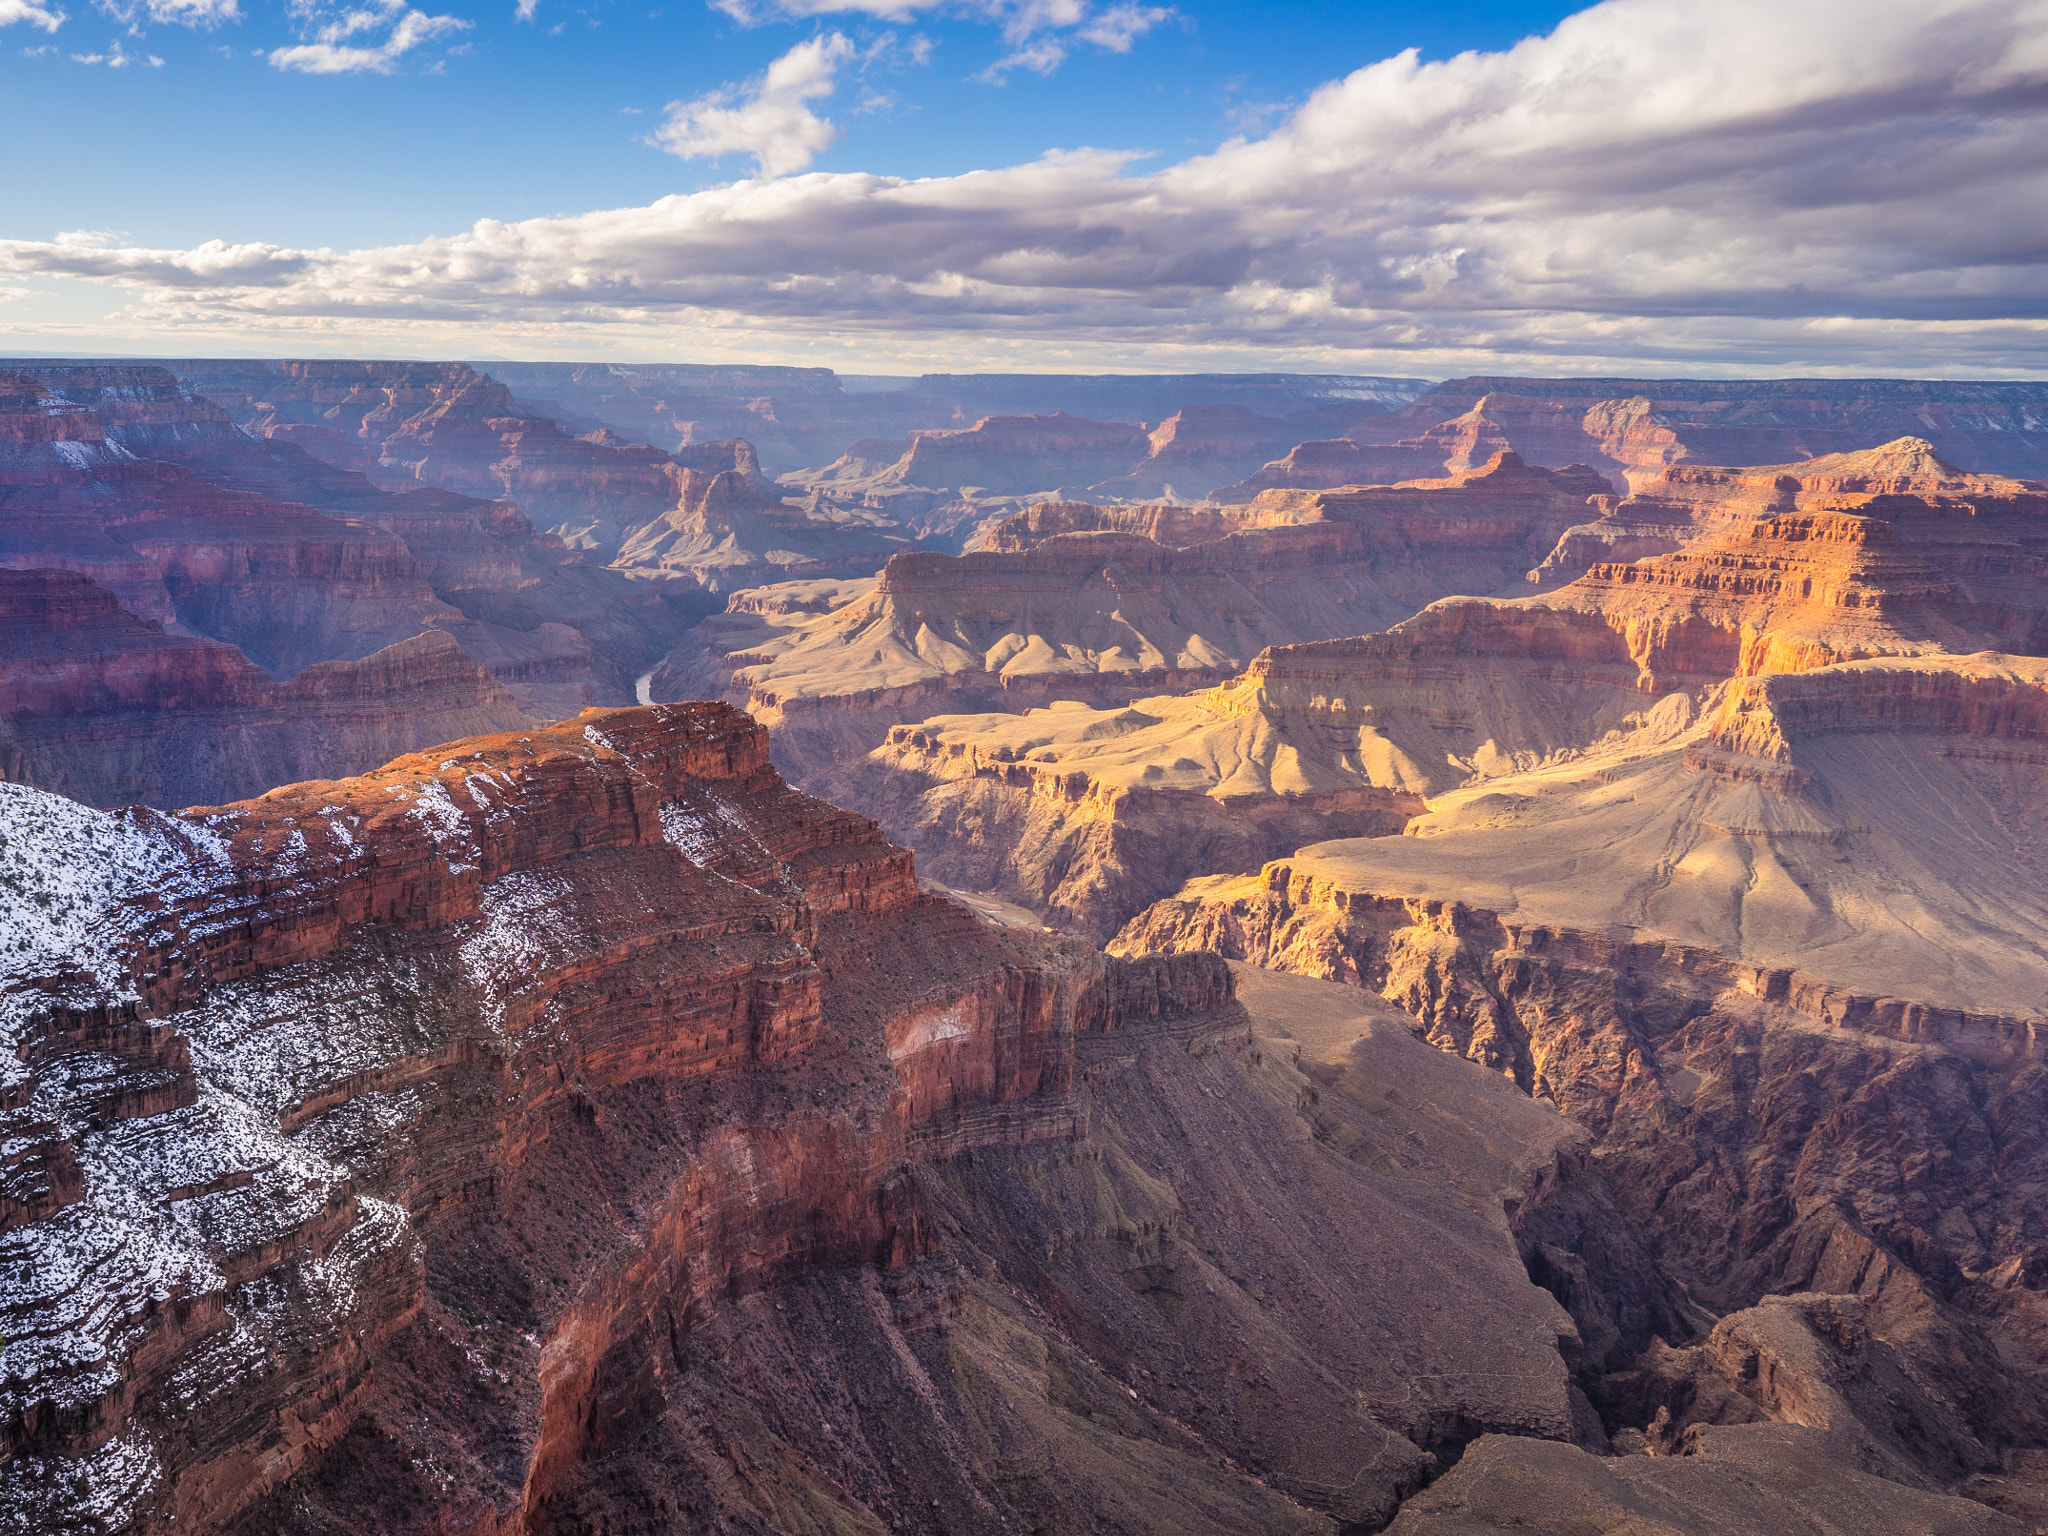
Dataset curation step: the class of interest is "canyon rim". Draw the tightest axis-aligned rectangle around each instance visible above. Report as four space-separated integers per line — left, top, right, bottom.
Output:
9 0 2048 1531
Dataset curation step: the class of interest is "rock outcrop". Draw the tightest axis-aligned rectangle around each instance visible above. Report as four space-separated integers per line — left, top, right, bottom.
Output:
1111 653 2048 1530
158 359 912 592
0 367 709 729
1326 377 2048 489
869 440 2048 939
660 452 1612 797
1 708 1651 1536
0 567 532 808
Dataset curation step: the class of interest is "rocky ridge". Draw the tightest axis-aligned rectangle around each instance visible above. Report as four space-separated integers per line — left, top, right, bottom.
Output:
659 452 1612 796
0 705 1714 1536
866 440 2048 938
0 567 531 808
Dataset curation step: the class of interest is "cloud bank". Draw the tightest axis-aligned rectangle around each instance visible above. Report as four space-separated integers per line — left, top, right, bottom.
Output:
7 0 2048 370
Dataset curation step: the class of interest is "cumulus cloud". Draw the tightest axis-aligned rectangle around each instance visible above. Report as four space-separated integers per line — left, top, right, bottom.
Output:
2 0 66 30
653 31 856 177
269 0 469 73
95 0 237 27
9 0 2048 371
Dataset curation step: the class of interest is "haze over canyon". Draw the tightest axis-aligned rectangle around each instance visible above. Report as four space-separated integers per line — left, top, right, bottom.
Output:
8 0 2048 1531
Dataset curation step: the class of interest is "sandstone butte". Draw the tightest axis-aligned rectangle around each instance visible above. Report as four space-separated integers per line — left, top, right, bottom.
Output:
1221 377 2048 500
857 438 2048 939
656 452 1614 792
157 360 913 591
5 704 2046 1535
793 404 1342 526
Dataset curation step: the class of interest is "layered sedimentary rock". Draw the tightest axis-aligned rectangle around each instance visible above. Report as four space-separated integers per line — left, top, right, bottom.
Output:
0 706 1670 1536
0 367 708 724
1333 376 2048 487
477 360 973 473
661 453 1611 796
0 373 459 679
875 440 2048 939
797 403 1393 529
795 412 1155 534
163 359 908 591
1112 654 2048 1529
968 496 1308 552
1531 436 2048 587
0 567 532 808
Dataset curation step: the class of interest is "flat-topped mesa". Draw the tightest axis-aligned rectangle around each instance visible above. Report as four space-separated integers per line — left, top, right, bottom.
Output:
1532 437 2048 586
1699 653 2048 770
893 411 1152 494
970 497 1306 552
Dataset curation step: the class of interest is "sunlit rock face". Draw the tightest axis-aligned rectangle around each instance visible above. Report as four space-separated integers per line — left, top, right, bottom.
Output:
18 696 1802 1535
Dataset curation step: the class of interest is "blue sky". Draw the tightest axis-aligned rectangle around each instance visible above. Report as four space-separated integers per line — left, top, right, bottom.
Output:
3 0 2046 375
3 2 1577 249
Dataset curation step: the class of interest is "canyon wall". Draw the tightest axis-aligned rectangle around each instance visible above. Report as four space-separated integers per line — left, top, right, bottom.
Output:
0 567 532 808
658 452 1611 797
854 439 2048 939
0 705 1671 1536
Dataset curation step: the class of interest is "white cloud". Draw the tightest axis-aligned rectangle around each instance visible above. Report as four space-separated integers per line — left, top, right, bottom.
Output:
95 0 237 27
714 0 1158 77
2 0 66 30
652 31 855 177
9 0 2048 372
973 36 1059 81
269 0 469 73
1077 1 1164 52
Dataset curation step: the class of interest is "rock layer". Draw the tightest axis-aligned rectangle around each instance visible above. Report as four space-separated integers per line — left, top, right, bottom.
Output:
0 567 532 808
0 710 1646 1536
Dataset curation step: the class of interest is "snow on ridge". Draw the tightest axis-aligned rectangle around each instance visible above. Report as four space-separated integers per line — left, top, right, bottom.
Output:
459 868 575 1031
0 785 230 1055
405 779 481 872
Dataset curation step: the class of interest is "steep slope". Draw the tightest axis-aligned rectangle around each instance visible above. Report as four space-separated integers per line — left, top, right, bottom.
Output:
660 453 1611 793
0 373 460 679
0 707 1667 1536
1532 436 2048 586
0 367 707 721
0 567 531 808
1113 661 2048 1531
871 442 2048 939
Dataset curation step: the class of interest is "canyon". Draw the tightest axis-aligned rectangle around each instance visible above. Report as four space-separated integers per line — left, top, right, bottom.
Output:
845 440 2048 936
663 453 1614 790
0 705 1615 1535
12 356 2048 1535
